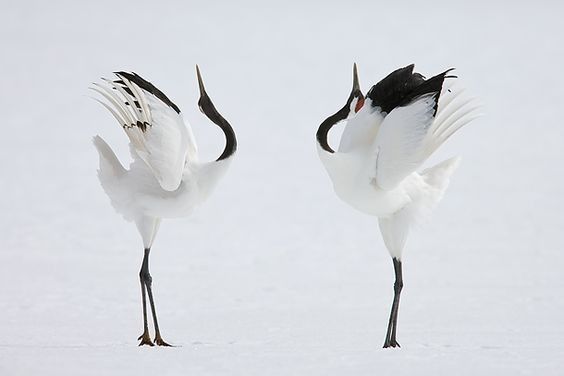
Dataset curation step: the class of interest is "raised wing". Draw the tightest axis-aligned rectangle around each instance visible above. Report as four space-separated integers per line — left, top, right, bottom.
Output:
371 94 437 190
371 77 479 191
91 72 198 191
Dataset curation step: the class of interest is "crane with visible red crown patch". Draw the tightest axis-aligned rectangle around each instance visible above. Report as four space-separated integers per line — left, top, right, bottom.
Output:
317 63 480 348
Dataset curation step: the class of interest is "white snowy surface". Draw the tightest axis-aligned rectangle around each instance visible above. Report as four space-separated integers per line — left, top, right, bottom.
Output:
1 0 563 374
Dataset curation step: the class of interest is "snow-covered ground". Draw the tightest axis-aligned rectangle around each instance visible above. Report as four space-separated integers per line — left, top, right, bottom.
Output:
1 0 563 374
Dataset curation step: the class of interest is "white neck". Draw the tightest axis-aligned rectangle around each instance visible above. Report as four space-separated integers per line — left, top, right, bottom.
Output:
316 143 344 184
193 157 234 202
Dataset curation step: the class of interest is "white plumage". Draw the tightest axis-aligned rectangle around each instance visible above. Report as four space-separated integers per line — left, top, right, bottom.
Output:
91 67 237 346
316 64 479 348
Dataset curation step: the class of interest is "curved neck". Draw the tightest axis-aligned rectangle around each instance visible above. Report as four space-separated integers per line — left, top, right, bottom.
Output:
217 121 237 161
316 105 351 153
198 95 237 161
318 63 364 154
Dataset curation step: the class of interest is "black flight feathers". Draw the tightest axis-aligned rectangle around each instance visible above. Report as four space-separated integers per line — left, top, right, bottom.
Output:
367 64 456 115
316 64 456 154
114 71 181 114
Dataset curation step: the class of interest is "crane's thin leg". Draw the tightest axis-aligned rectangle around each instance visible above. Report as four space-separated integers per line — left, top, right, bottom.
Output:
383 258 403 348
390 258 403 345
138 248 154 346
140 247 172 347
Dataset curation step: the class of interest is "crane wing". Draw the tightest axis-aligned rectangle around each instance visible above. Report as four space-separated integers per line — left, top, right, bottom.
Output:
91 72 198 191
338 104 384 152
371 94 437 190
371 83 479 190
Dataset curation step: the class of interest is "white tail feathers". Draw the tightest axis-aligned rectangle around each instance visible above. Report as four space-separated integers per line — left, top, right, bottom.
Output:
93 135 125 178
93 136 138 222
404 156 461 231
417 156 460 220
378 157 459 260
422 156 460 191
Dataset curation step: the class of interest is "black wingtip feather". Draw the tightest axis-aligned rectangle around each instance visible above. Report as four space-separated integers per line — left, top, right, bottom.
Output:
113 71 181 114
367 65 456 115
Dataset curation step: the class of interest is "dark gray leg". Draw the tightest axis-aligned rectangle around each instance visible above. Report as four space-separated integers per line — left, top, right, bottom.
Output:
383 258 403 348
138 248 154 346
139 247 171 347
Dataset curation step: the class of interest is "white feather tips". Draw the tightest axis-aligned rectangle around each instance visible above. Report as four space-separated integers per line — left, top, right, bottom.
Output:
371 82 479 191
91 73 195 192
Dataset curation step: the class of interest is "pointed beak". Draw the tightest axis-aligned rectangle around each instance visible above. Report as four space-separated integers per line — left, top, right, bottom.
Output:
352 62 361 92
352 63 364 112
196 64 207 98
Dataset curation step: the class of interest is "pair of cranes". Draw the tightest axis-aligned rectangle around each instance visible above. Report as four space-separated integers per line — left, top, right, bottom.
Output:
91 64 478 348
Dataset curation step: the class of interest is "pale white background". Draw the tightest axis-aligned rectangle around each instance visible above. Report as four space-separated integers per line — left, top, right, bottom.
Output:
1 0 563 374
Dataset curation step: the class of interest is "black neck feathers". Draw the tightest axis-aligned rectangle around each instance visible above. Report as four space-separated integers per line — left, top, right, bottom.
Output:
198 94 237 161
317 102 353 154
196 66 237 162
317 64 364 153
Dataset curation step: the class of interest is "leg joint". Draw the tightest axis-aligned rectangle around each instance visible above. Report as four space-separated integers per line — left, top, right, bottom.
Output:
139 270 152 285
394 280 403 292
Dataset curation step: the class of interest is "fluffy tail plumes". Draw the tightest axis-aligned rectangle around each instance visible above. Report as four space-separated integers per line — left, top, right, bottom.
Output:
93 135 125 180
412 80 479 222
